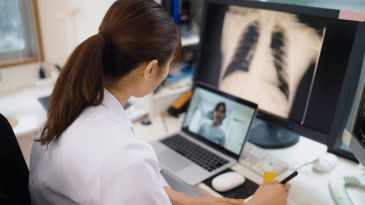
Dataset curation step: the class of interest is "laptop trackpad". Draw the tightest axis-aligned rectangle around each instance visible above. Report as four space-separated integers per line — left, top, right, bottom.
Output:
157 149 192 173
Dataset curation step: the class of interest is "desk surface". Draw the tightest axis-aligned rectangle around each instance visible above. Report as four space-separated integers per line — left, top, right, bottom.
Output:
134 115 365 205
1 86 364 204
0 86 52 137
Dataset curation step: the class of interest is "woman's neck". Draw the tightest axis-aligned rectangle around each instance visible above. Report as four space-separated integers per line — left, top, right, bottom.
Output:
212 121 220 127
104 79 135 107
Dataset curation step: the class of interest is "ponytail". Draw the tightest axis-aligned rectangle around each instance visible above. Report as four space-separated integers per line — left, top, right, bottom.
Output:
37 0 181 146
37 34 107 146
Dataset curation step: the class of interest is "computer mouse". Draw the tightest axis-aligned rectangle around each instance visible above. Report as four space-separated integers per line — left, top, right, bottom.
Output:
313 153 338 172
212 171 245 192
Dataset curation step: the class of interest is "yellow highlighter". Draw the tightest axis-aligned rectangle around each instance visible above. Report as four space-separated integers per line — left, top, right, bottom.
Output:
264 172 276 183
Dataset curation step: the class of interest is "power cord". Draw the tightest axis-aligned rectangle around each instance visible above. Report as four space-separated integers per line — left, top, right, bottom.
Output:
290 156 342 175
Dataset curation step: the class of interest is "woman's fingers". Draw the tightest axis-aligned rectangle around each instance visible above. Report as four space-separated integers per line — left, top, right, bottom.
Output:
221 197 245 204
284 183 291 190
264 179 278 185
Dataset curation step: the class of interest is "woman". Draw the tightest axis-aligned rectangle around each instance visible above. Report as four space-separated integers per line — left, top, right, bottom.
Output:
198 102 227 146
29 0 291 204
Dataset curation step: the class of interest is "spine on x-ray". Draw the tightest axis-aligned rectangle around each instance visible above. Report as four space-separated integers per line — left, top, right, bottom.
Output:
270 26 290 101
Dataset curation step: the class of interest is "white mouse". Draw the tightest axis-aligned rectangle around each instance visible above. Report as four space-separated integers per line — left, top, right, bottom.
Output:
212 171 245 192
313 153 338 172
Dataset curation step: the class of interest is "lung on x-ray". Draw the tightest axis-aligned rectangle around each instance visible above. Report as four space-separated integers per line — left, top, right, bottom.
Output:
219 6 326 120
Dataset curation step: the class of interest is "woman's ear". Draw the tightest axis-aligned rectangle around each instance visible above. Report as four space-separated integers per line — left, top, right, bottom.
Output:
140 60 159 78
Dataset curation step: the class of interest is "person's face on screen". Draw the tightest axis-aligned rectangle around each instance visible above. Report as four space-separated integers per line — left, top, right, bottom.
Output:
214 105 225 124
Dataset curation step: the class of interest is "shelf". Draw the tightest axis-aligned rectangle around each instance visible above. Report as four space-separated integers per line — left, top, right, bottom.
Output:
153 84 192 100
181 35 200 47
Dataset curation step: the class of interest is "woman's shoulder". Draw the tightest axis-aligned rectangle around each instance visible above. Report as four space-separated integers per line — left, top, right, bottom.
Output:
200 121 211 127
74 105 109 127
60 106 136 151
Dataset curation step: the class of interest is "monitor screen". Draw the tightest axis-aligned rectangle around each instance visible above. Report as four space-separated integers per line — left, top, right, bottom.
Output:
194 0 365 145
183 86 256 155
219 5 326 121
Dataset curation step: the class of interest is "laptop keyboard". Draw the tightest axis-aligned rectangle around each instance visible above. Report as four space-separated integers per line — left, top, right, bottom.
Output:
161 135 229 172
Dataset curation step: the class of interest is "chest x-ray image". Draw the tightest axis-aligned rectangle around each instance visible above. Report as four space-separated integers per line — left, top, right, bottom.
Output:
219 6 326 119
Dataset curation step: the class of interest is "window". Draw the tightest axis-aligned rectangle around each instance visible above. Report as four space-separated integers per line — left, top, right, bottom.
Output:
0 0 43 68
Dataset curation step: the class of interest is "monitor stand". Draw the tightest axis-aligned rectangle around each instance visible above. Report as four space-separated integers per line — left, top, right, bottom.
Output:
247 119 300 149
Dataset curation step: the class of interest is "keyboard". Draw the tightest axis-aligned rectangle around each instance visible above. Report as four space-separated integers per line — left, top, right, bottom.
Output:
161 135 229 172
240 142 288 176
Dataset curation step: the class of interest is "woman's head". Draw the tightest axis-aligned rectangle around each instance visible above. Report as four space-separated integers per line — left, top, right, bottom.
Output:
37 0 182 146
213 102 226 124
99 0 181 96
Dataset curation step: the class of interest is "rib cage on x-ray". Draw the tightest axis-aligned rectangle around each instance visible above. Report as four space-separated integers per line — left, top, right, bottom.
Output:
223 21 260 76
219 6 326 119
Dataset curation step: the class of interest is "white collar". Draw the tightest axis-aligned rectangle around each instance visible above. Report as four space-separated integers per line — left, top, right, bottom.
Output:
102 88 133 128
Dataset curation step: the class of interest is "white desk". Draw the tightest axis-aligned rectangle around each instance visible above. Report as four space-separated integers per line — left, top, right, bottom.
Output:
0 86 53 137
134 115 365 205
1 86 364 204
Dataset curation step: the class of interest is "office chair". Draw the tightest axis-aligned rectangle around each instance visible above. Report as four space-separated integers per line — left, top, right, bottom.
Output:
0 113 31 205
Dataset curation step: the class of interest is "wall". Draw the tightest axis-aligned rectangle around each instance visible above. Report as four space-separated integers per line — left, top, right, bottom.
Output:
0 0 69 96
0 0 161 96
65 0 114 54
0 63 38 95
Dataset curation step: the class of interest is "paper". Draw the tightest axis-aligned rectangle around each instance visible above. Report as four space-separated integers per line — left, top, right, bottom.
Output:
342 129 352 147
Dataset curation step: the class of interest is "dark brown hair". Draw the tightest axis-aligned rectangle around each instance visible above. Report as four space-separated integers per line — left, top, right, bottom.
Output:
214 102 226 114
37 0 182 146
208 102 226 123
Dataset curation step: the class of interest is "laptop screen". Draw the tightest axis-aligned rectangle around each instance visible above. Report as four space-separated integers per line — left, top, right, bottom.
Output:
182 84 257 156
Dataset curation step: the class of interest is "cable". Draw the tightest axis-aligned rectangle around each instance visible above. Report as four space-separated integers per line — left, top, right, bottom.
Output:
290 160 316 171
290 157 342 176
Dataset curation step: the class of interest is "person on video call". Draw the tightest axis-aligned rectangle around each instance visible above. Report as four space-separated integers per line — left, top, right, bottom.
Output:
198 102 227 146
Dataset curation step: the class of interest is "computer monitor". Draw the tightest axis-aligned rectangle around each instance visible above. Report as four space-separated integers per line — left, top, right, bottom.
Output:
193 0 365 150
341 64 365 168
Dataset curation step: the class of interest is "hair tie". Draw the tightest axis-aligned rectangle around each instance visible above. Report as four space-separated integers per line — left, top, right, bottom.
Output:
99 31 111 45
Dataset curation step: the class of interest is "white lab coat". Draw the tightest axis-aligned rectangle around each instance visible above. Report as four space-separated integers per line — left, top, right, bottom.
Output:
29 89 172 205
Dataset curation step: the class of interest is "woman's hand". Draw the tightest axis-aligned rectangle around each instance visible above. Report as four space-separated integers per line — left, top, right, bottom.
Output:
247 180 291 205
187 196 245 205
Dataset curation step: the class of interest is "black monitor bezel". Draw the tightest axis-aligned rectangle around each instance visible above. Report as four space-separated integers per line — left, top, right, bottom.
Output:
192 0 365 149
181 81 258 160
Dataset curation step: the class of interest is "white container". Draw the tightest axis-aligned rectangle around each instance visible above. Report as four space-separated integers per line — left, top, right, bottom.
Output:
263 162 278 174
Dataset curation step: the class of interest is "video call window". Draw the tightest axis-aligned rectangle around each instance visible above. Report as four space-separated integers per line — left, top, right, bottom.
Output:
183 87 255 155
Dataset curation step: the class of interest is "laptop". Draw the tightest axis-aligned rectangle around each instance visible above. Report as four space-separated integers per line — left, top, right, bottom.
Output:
150 82 258 185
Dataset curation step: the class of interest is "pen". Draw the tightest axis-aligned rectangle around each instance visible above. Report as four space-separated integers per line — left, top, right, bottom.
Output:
280 171 298 184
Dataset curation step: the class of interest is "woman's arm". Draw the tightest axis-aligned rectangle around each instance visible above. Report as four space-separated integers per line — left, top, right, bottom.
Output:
164 187 191 205
163 180 291 205
163 187 245 205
